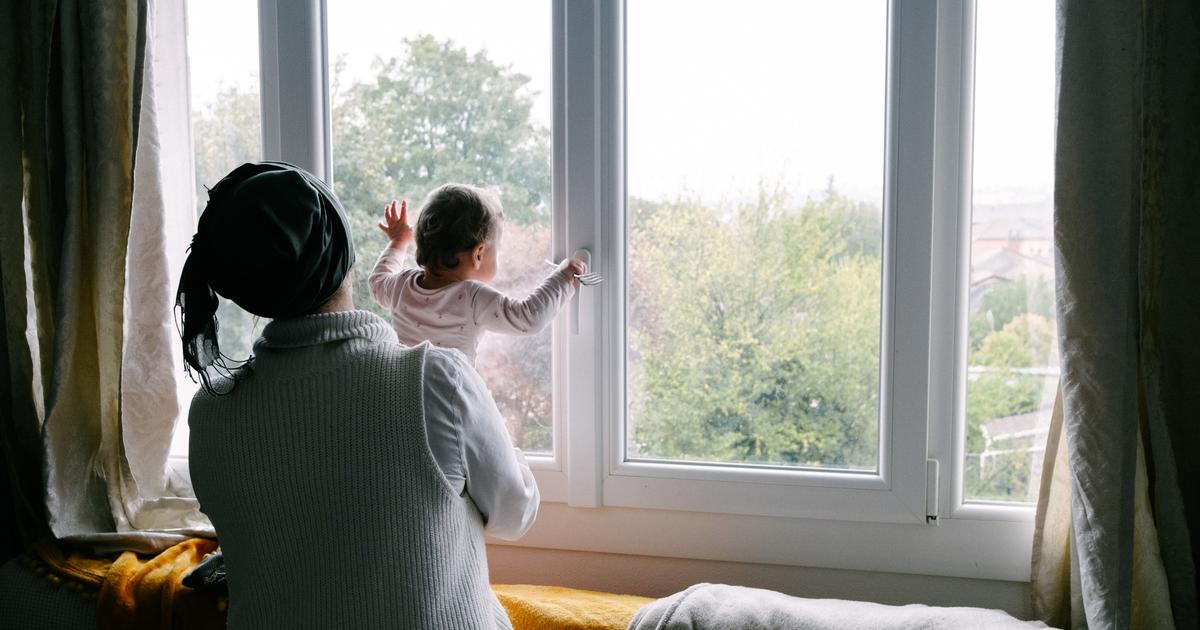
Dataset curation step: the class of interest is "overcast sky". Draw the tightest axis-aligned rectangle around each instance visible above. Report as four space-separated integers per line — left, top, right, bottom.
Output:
187 0 1054 207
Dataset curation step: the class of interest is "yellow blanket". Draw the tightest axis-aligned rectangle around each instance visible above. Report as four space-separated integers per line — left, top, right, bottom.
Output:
31 538 653 629
494 584 653 630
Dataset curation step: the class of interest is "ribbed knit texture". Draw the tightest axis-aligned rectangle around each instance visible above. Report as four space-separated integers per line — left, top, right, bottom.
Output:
188 310 511 629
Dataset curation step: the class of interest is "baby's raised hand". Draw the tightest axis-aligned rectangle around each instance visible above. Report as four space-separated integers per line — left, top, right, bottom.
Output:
378 199 413 250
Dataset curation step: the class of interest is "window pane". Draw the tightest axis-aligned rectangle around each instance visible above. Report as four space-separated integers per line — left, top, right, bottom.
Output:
172 0 263 456
328 3 554 453
963 0 1057 503
626 1 887 470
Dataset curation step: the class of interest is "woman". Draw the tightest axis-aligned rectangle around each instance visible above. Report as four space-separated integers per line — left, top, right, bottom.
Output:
178 162 537 629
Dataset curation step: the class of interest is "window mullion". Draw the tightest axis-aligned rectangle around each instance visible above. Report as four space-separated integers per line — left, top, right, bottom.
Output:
560 0 608 508
928 0 979 519
258 0 328 181
874 0 940 523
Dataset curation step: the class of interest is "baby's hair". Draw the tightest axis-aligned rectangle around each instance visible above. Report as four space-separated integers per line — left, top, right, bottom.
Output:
414 183 504 272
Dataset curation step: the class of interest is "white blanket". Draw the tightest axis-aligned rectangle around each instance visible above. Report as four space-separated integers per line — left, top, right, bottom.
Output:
627 583 1052 630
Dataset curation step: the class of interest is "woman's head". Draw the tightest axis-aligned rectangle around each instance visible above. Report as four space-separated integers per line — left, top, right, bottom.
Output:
177 161 356 390
414 184 504 282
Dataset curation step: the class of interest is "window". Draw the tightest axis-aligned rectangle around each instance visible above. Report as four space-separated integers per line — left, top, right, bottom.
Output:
326 1 555 454
625 1 886 472
165 0 1055 582
961 0 1057 504
170 0 263 457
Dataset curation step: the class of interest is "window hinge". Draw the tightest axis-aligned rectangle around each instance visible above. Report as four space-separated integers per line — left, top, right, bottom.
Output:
925 458 940 525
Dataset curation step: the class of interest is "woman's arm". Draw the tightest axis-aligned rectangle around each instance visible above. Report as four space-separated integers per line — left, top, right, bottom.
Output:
471 265 578 336
424 347 539 539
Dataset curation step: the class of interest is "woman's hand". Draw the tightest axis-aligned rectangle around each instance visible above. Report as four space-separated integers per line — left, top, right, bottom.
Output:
377 199 413 250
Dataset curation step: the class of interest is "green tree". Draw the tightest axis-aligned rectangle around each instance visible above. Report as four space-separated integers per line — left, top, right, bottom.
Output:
332 36 549 225
332 37 551 321
191 86 263 216
968 274 1054 350
190 84 264 359
962 313 1055 498
628 188 882 469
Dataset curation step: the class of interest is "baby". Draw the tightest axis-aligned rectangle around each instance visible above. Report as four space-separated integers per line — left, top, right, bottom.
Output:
368 183 585 363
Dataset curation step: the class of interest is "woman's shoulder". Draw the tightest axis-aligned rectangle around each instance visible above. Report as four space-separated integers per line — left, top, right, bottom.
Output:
363 338 469 377
421 343 471 381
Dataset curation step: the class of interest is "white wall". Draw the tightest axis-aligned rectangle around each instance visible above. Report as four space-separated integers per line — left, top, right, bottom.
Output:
486 545 1032 620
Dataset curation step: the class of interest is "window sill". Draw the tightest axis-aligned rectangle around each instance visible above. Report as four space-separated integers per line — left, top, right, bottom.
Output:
489 500 1035 583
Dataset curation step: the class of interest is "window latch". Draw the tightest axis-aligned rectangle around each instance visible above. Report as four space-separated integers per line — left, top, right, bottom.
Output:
926 458 939 525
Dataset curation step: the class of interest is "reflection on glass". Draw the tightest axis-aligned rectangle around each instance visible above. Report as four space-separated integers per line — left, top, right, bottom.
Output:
327 2 554 453
626 1 887 470
963 0 1057 503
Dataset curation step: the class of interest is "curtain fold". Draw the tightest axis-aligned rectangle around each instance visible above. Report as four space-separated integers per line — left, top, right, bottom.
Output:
40 0 145 539
1034 0 1200 628
115 1 210 538
0 0 57 558
1 0 211 555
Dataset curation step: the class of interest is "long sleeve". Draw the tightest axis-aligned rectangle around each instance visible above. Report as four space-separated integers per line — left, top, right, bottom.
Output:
470 269 575 336
422 347 539 540
367 247 409 309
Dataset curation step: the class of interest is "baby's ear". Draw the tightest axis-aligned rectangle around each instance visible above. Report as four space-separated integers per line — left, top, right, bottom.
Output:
472 242 487 269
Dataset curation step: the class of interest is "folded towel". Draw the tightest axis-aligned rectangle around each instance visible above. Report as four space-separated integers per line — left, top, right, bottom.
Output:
493 584 654 630
628 583 1052 630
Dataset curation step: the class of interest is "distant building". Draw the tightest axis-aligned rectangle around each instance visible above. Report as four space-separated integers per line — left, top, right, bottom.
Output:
968 248 1055 311
968 206 1054 311
971 215 1053 259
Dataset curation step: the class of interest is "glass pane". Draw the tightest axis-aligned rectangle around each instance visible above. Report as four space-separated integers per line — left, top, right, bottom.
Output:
173 0 263 456
963 0 1057 503
626 1 887 470
328 3 554 453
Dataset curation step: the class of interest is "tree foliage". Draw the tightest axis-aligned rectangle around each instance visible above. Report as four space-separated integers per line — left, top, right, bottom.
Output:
627 188 882 469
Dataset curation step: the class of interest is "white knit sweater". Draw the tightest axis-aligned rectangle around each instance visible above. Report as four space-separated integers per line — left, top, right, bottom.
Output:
189 310 516 629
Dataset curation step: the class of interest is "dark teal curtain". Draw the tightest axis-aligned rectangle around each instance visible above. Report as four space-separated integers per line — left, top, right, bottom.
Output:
0 0 148 559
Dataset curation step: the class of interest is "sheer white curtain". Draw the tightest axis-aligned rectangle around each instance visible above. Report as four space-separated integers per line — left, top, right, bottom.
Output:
113 0 212 543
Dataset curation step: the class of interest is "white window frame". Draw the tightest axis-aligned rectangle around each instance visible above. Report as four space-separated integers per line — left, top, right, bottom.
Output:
925 0 1040 524
559 0 937 525
238 0 1041 581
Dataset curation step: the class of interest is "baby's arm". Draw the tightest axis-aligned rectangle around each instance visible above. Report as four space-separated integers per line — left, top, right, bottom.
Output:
367 199 414 308
471 261 580 335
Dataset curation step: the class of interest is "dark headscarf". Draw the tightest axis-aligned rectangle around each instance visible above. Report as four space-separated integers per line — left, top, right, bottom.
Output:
176 161 355 393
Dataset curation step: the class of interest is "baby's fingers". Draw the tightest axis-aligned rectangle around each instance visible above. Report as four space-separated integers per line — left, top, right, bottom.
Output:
398 199 409 226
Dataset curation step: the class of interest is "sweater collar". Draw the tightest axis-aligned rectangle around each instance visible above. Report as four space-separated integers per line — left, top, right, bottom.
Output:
255 310 397 349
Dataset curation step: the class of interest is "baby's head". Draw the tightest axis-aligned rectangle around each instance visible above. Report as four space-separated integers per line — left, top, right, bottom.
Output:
414 183 504 282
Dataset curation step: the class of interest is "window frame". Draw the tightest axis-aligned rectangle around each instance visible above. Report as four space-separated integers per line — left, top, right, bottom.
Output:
568 0 936 524
231 0 1041 581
